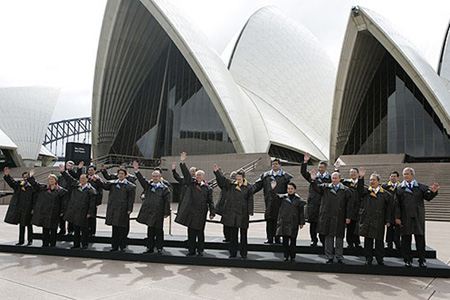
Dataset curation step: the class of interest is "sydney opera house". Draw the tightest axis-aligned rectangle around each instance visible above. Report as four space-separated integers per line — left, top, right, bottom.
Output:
92 0 450 163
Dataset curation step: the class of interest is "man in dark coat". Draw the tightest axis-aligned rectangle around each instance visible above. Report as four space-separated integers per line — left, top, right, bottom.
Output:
271 181 306 261
356 170 392 266
381 171 401 251
100 163 137 183
253 158 292 244
301 153 331 247
174 152 215 256
171 161 196 204
133 161 171 254
3 167 34 245
215 171 236 243
96 168 136 252
59 164 97 249
338 166 363 249
214 166 253 259
86 165 103 236
395 167 439 268
311 170 352 264
30 174 67 247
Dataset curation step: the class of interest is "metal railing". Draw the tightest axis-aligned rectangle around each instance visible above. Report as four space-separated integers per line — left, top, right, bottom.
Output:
93 154 162 168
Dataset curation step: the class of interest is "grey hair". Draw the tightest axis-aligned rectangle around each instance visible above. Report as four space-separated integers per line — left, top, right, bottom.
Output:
152 170 161 177
196 170 205 177
370 173 381 181
403 167 415 176
331 171 341 178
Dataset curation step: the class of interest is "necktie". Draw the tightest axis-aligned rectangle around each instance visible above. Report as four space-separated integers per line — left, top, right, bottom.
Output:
334 185 339 192
408 183 412 189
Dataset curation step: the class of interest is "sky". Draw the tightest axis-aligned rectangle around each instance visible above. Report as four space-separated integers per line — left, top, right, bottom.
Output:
1 0 449 122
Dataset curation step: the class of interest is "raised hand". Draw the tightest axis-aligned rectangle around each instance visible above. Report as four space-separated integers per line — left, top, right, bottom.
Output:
304 152 311 163
180 152 187 163
133 160 139 171
310 169 317 180
78 161 84 169
270 180 277 190
29 169 35 177
359 167 366 178
171 162 176 170
4 167 10 175
209 214 215 220
213 164 219 172
59 164 65 172
334 160 341 169
101 163 106 170
395 218 402 226
430 183 440 193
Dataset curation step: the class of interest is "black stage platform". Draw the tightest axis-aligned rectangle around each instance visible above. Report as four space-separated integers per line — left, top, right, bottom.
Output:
0 232 448 278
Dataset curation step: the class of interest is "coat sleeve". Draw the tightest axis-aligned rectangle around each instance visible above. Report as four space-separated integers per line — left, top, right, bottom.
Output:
207 188 215 216
214 170 230 189
311 180 324 195
69 168 82 180
252 174 264 194
357 177 366 196
172 169 183 184
3 174 19 190
394 189 402 220
61 170 77 188
300 161 312 182
384 193 392 224
180 163 193 185
127 184 136 212
422 184 438 201
101 169 116 180
299 200 306 225
135 171 150 191
164 188 171 216
96 178 112 191
345 188 353 219
248 185 254 216
88 189 97 216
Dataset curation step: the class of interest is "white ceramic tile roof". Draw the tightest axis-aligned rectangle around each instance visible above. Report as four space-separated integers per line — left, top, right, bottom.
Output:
439 22 450 87
0 87 59 164
0 128 17 150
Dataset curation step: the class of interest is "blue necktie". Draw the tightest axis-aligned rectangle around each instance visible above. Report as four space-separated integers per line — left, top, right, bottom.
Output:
334 185 339 192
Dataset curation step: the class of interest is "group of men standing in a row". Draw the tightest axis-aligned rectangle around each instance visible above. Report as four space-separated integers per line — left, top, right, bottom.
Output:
3 151 440 267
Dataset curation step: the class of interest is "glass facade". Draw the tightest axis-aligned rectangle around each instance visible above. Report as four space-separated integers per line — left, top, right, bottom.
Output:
343 52 450 157
110 43 236 158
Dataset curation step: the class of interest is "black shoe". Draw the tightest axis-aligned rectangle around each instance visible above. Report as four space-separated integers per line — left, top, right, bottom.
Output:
326 259 333 264
26 241 32 246
284 257 289 261
337 259 345 264
405 261 412 268
81 245 88 250
419 261 427 268
347 245 354 250
186 252 196 256
275 239 282 244
223 239 230 243
365 260 372 266
157 249 163 255
310 242 318 247
109 248 118 252
264 240 273 244
119 248 126 252
67 231 74 236
143 248 154 254
241 255 247 260
197 251 204 257
229 254 237 258
377 261 386 266
57 230 66 236
71 246 80 249
15 242 24 246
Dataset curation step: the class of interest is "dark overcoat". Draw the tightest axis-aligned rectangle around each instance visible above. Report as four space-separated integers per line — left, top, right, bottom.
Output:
101 169 137 183
274 192 306 237
98 178 136 227
30 178 67 229
61 171 96 228
356 178 392 240
214 170 253 229
175 163 215 231
381 182 399 223
253 169 292 220
3 175 34 226
341 179 363 221
394 180 437 235
300 162 331 223
135 171 171 228
313 181 352 238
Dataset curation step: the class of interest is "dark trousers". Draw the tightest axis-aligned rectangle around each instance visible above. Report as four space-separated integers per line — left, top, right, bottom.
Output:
187 227 205 254
309 221 325 245
73 225 89 247
266 219 280 243
386 225 401 248
147 226 164 250
42 227 57 247
223 225 231 241
88 206 98 236
346 220 360 247
401 234 426 263
18 224 33 244
229 227 248 257
112 225 128 250
282 235 297 259
364 237 384 262
58 218 74 234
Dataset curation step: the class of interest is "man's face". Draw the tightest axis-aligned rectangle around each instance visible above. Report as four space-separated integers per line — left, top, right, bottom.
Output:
117 171 126 181
79 174 88 185
152 172 161 182
190 167 197 178
350 169 358 180
66 163 74 170
196 171 204 183
272 161 280 172
287 185 295 195
331 173 341 185
318 163 326 174
48 176 56 186
236 174 244 185
22 173 29 181
370 176 380 188
403 170 414 182
120 164 126 169
390 173 399 183
87 168 95 176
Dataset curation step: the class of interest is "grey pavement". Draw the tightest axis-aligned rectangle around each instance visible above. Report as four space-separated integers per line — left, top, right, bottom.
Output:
0 203 449 300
